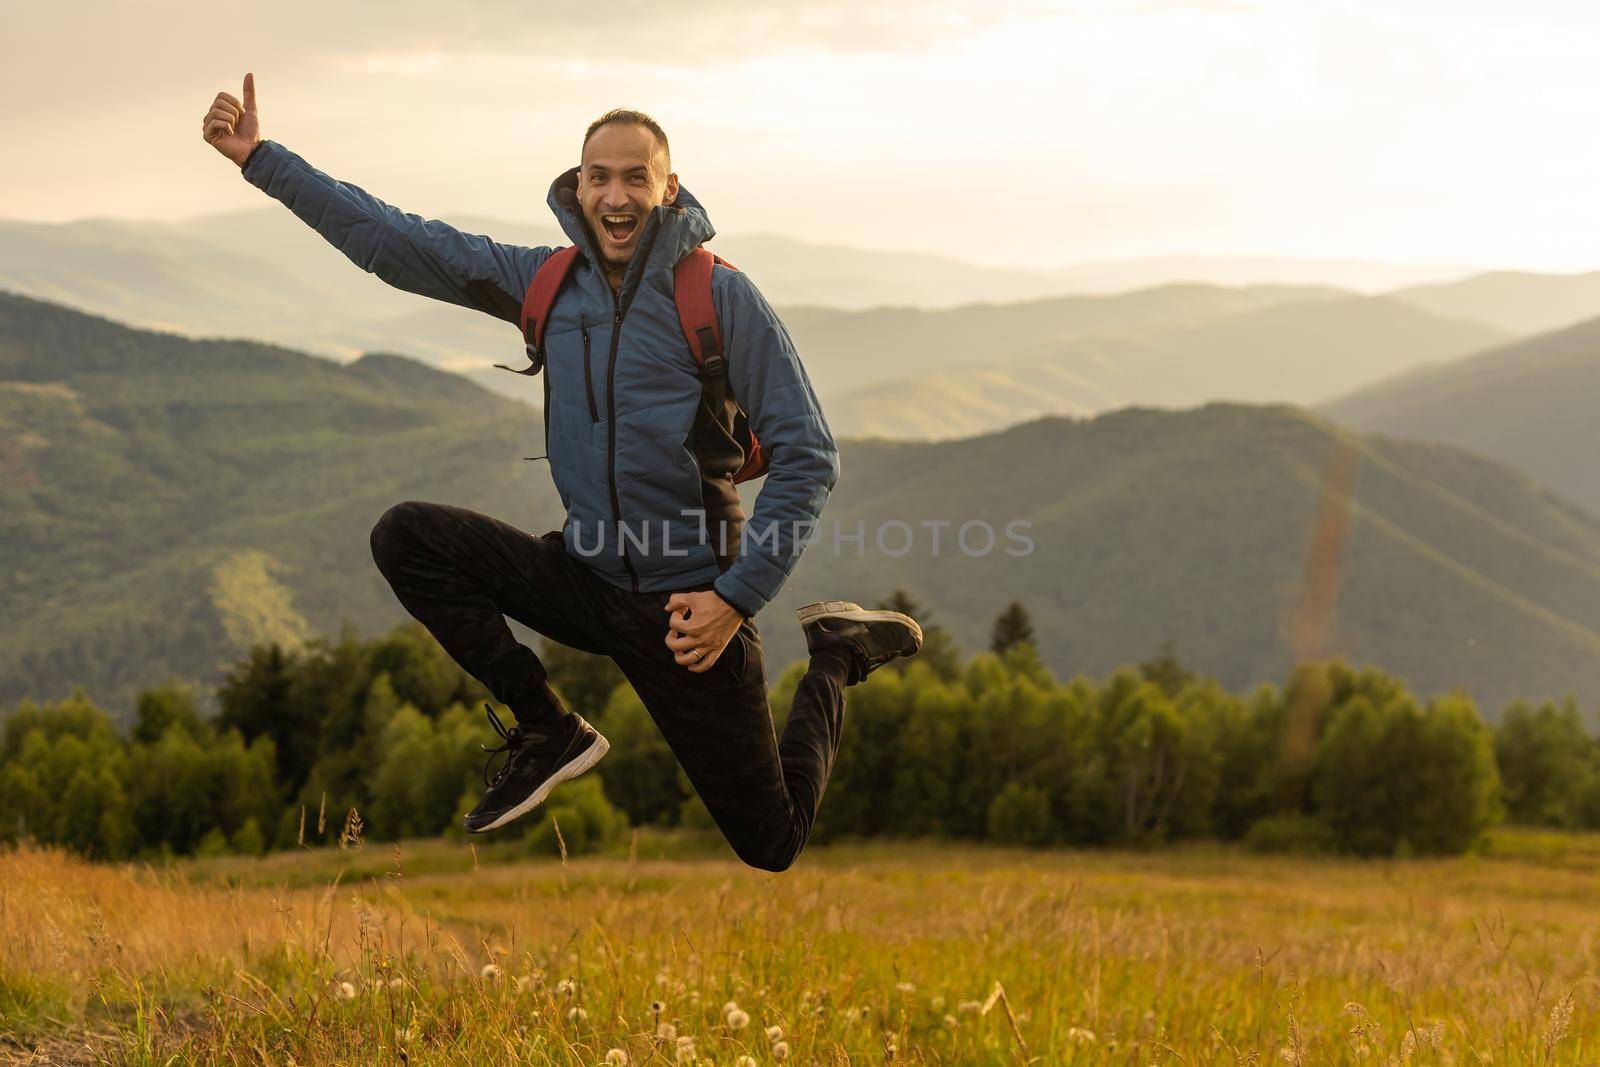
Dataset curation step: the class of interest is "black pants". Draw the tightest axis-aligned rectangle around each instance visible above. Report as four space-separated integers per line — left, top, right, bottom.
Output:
367 500 849 872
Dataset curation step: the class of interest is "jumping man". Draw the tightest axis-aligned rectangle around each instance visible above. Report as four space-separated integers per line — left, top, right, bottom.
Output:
201 74 922 871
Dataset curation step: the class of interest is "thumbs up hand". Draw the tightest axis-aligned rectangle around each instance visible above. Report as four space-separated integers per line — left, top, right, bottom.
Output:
202 72 262 167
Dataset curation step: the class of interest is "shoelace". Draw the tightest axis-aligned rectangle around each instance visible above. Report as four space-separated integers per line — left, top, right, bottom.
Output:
479 703 525 789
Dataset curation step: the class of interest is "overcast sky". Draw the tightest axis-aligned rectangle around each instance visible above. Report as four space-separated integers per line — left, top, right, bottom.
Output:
5 0 1599 270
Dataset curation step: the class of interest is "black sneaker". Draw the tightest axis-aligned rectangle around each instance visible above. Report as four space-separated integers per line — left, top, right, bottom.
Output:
796 600 923 685
463 704 610 833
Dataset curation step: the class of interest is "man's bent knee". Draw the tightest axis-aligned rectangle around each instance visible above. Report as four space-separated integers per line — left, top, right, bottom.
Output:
731 836 802 874
369 500 435 571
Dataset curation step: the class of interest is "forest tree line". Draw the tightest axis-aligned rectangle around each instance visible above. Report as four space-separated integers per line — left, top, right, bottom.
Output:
3 594 1599 862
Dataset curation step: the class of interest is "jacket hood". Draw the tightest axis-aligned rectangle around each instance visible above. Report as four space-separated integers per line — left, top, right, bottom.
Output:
546 166 717 277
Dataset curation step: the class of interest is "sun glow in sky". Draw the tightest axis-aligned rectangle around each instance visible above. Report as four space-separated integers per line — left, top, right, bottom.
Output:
6 0 1600 270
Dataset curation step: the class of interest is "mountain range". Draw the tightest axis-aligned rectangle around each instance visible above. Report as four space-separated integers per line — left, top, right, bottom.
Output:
6 292 1600 723
0 211 1520 431
1321 314 1600 515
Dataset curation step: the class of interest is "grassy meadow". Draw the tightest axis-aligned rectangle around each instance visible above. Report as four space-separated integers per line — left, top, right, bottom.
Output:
3 828 1599 1065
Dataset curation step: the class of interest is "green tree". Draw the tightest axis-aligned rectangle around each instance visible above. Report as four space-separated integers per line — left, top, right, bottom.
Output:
987 782 1056 846
217 642 318 789
1494 698 1599 828
1312 685 1501 855
540 637 628 717
133 679 205 744
523 776 628 857
592 687 686 826
1137 641 1193 698
875 590 961 681
990 601 1036 656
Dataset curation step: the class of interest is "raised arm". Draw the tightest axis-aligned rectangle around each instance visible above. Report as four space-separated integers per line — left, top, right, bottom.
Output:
202 73 546 324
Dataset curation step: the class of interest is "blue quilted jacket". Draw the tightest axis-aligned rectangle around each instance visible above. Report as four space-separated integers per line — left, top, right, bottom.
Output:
242 141 839 618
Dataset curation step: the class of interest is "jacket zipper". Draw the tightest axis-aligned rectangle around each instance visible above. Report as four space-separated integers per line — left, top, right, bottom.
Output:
602 220 664 594
605 288 639 591
581 316 598 422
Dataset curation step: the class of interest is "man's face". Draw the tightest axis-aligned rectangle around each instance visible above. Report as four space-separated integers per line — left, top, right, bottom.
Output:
575 122 678 272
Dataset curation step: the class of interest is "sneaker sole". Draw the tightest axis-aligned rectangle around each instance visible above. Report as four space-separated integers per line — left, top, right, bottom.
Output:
466 732 611 834
794 601 925 647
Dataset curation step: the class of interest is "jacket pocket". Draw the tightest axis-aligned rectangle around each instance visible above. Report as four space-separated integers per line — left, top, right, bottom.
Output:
581 316 599 423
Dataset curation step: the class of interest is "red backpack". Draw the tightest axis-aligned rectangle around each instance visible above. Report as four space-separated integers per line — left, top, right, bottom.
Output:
497 245 768 484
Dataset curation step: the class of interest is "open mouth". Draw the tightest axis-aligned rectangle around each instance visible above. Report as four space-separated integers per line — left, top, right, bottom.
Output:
600 213 639 244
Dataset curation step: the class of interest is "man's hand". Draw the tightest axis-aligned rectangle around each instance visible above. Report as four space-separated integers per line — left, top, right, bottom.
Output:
202 72 261 167
664 590 744 673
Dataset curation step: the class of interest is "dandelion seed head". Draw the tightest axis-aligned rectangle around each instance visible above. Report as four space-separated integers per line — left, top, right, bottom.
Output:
556 977 577 997
765 1025 784 1042
605 1051 629 1066
943 1014 958 1028
736 1058 757 1067
479 963 502 982
930 995 946 1011
771 1040 790 1061
726 1008 750 1030
387 976 405 990
335 980 357 1001
516 976 535 993
896 982 916 994
657 1022 678 1041
651 1000 665 1013
723 1000 740 1016
568 1006 588 1023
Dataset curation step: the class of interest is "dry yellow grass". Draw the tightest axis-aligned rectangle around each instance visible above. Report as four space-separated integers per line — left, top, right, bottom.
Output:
3 830 1599 1064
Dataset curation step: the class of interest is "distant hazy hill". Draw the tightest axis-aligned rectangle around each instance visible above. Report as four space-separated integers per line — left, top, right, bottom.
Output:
1321 314 1600 514
818 294 1509 439
8 294 1600 720
0 209 1476 392
1390 270 1600 336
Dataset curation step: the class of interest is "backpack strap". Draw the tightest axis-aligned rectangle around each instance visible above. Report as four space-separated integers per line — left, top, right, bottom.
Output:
494 246 581 375
674 247 767 483
674 246 732 386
